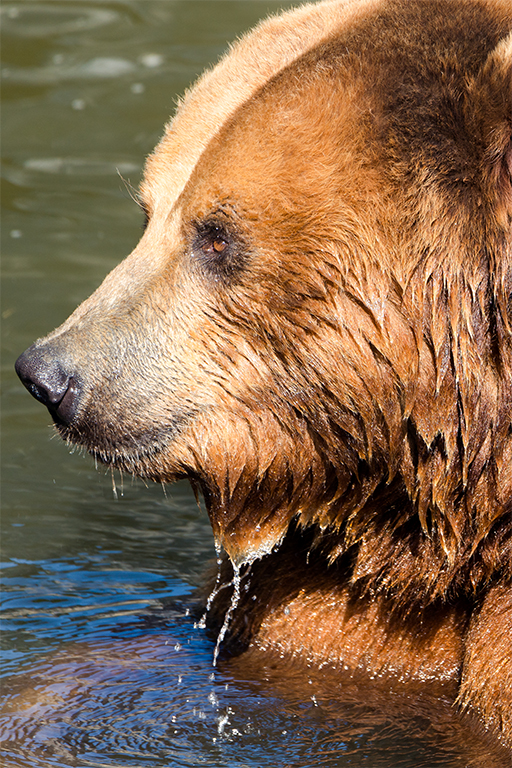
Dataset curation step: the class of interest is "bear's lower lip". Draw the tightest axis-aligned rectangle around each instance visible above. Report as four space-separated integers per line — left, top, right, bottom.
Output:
54 409 195 481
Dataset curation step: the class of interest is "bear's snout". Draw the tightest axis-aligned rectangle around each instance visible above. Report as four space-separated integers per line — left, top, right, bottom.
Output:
15 344 82 426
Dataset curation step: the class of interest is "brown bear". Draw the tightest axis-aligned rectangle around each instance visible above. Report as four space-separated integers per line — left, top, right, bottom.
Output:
15 0 512 749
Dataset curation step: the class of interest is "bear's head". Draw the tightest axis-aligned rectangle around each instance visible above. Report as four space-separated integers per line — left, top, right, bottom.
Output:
15 0 512 602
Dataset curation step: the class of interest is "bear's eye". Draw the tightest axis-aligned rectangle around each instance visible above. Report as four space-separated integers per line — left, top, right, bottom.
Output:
191 220 246 283
200 229 229 257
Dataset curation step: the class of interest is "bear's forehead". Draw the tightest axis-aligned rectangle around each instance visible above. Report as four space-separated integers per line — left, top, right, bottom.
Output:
142 0 511 228
140 0 381 215
176 70 377 244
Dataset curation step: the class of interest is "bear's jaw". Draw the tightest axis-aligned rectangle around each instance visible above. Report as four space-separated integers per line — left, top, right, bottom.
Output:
217 524 287 569
51 410 195 483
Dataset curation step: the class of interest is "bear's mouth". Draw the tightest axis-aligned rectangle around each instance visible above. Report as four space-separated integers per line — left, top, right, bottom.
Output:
57 414 292 566
53 409 196 483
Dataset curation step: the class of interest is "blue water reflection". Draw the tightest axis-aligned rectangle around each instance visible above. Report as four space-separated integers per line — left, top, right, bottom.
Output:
2 555 192 671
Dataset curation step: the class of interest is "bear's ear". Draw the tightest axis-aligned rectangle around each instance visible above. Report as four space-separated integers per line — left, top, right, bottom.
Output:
472 31 512 218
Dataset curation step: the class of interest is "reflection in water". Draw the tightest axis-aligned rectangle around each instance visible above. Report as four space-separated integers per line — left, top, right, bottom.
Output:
1 5 119 38
3 56 144 85
2 607 510 768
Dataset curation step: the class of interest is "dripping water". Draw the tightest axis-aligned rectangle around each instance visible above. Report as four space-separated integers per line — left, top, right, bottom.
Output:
111 466 118 499
194 546 250 667
196 543 224 630
110 467 124 499
212 562 241 667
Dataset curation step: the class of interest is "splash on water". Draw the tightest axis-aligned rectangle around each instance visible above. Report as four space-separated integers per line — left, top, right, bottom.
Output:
217 708 235 736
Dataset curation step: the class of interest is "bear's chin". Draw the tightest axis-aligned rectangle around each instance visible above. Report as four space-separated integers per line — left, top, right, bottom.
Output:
54 412 292 566
49 398 201 479
53 419 187 483
210 515 290 567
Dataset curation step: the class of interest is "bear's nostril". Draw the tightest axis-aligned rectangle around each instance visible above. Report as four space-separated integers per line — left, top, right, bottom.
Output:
55 376 81 424
15 345 81 425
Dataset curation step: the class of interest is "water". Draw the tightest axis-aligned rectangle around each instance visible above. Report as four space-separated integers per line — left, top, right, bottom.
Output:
212 563 241 667
2 2 510 767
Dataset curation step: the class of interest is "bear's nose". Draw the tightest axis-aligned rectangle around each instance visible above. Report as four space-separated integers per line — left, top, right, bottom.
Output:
15 344 81 425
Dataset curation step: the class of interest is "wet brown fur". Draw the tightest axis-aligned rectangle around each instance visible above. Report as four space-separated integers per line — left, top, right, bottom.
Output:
19 0 512 748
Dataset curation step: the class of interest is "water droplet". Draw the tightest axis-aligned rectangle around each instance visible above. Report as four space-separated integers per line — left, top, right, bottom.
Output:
217 713 229 735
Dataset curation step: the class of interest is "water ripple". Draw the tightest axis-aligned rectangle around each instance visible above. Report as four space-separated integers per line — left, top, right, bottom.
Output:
0 5 119 38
